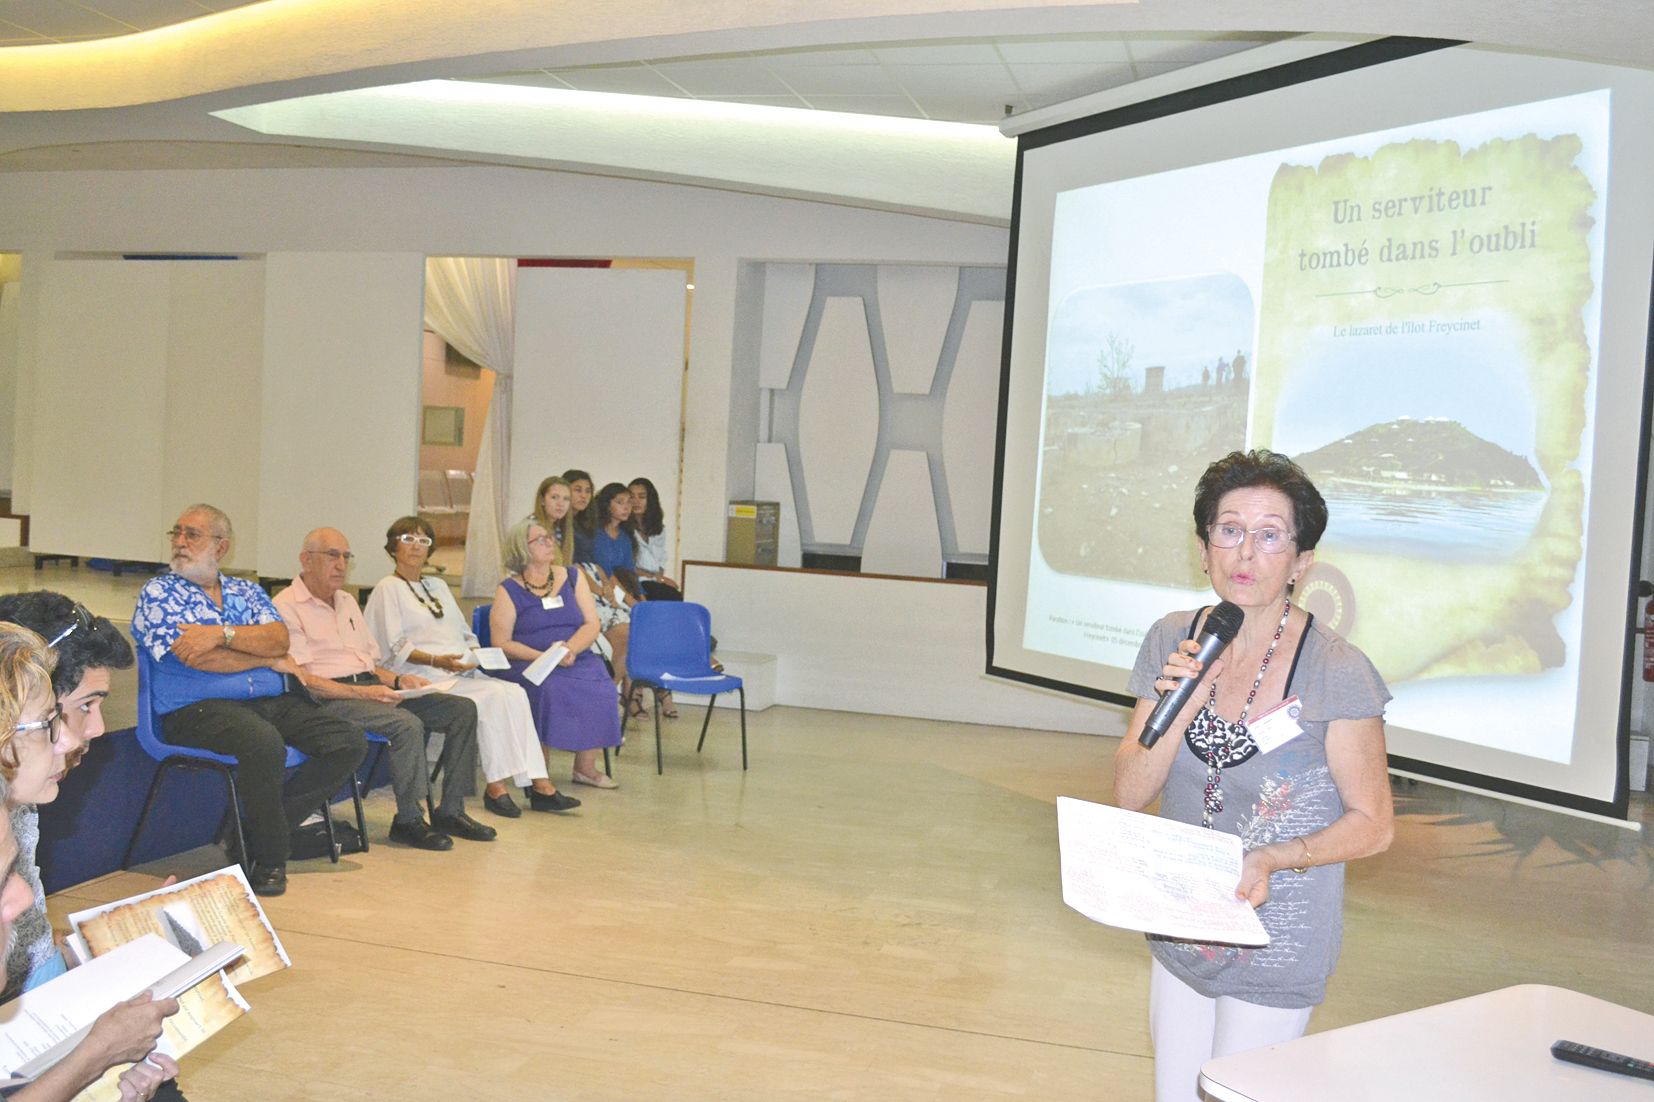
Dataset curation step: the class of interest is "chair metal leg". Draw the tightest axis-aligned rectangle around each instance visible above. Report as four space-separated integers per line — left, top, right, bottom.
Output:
602 746 611 777
224 772 247 873
319 804 341 863
351 779 369 853
426 758 444 822
354 738 384 852
653 692 664 775
695 696 715 753
739 687 748 770
121 764 171 871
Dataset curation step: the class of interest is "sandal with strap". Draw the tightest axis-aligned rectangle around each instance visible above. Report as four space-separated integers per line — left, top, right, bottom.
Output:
657 689 679 720
627 686 648 719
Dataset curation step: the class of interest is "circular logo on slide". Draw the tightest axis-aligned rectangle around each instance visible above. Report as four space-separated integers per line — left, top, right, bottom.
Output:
1297 563 1356 637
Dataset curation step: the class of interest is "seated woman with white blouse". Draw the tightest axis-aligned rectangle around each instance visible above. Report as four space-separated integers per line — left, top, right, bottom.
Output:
362 516 579 818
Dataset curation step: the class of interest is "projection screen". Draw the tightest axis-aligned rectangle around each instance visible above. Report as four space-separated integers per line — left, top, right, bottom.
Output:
988 39 1654 820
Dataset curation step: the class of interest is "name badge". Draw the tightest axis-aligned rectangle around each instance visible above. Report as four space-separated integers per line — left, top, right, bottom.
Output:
1247 695 1303 754
541 594 565 610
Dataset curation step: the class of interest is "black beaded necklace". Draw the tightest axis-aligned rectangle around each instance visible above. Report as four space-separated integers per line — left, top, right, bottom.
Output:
1193 598 1290 828
400 574 445 619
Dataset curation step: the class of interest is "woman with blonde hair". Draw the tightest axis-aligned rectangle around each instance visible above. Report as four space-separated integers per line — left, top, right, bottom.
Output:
487 517 622 789
0 623 183 1102
532 475 577 566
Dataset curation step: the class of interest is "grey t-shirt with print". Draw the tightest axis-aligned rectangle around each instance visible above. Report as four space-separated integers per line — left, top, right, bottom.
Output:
1127 608 1390 1008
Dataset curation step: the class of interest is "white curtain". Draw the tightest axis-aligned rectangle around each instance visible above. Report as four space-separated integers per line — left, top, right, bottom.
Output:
423 257 516 598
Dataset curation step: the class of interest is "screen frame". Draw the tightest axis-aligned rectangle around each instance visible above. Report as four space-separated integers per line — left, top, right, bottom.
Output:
984 36 1652 821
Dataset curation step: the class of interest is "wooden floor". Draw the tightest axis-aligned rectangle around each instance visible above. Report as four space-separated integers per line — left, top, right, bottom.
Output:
11 562 1654 1099
38 706 1649 1101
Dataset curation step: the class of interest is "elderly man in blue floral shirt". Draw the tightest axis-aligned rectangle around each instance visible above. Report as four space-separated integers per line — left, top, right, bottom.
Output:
132 504 365 897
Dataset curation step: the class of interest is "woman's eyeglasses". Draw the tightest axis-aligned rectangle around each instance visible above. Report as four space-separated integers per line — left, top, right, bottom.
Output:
13 701 63 738
1207 524 1295 554
397 534 435 548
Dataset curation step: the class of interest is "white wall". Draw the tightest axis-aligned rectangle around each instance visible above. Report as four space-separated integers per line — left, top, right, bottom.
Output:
683 563 1118 735
0 282 18 496
509 267 684 535
30 260 173 563
257 253 424 584
0 166 1007 570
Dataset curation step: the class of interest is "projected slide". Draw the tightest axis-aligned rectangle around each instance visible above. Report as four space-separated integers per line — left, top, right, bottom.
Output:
1024 90 1609 764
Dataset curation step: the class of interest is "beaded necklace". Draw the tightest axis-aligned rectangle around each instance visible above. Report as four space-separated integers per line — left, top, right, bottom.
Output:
400 574 445 619
1195 598 1290 828
519 568 553 595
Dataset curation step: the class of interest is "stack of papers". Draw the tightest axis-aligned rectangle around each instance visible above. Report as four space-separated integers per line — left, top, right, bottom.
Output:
1056 797 1269 946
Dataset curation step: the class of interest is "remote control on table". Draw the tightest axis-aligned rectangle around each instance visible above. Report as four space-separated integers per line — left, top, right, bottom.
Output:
1551 1040 1654 1081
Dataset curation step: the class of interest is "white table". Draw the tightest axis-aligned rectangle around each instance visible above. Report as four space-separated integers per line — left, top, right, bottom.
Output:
1199 985 1654 1101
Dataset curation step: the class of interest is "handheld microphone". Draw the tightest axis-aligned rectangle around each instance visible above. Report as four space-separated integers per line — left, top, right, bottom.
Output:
1138 600 1246 748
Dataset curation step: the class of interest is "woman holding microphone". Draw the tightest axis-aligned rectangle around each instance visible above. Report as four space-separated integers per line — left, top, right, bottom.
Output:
1113 449 1394 1102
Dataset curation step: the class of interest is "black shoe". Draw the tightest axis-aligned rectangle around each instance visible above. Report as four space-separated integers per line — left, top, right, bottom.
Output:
430 811 498 842
483 792 521 818
388 817 454 851
288 820 359 861
525 787 581 813
248 862 287 897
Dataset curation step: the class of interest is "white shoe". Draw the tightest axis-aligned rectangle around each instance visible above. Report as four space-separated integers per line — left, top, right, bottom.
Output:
572 771 618 789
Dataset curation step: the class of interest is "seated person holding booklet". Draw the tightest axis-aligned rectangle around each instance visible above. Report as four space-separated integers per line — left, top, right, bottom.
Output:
0 622 180 1102
488 519 621 791
362 516 576 818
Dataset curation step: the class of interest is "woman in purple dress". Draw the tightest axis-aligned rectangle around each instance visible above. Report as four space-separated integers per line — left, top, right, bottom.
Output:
488 518 622 790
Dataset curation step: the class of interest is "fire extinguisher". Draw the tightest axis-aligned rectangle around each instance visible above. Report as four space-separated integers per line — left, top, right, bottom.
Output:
1644 581 1654 682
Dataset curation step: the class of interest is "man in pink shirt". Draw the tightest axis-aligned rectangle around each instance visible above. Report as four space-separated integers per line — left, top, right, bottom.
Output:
273 528 494 850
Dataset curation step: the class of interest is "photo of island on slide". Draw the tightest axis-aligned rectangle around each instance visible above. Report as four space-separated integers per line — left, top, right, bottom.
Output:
1253 120 1602 688
1030 91 1606 695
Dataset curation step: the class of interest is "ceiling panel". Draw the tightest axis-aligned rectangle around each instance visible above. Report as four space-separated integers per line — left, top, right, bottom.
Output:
873 42 1005 65
995 37 1134 64
0 0 262 41
761 61 902 95
545 66 687 96
648 58 795 96
80 0 208 26
1125 35 1270 65
468 32 1286 127
4 0 131 36
892 63 1019 95
795 93 924 118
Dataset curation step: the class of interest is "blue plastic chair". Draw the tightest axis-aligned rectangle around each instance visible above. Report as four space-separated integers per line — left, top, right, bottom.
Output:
625 601 745 775
123 648 353 870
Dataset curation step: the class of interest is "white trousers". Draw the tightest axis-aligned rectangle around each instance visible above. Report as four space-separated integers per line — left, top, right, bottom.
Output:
1149 958 1313 1102
436 672 549 786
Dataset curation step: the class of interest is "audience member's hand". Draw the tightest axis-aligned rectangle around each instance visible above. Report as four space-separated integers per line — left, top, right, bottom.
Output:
356 683 402 705
85 991 179 1069
171 623 225 664
399 673 433 690
116 1054 179 1102
267 654 302 677
434 653 476 672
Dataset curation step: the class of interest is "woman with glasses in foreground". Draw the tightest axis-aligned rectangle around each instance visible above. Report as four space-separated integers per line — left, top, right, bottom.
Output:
0 593 133 1001
362 517 578 819
1112 450 1394 1102
0 620 181 1102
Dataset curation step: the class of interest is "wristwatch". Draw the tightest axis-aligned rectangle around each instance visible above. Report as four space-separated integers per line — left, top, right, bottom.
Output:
222 624 237 648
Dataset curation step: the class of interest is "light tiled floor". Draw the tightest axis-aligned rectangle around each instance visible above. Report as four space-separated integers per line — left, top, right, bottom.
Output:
11 562 1654 1099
